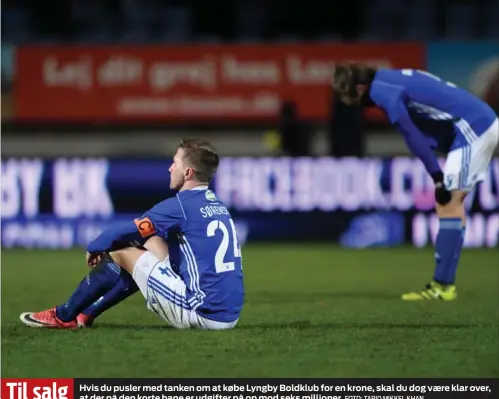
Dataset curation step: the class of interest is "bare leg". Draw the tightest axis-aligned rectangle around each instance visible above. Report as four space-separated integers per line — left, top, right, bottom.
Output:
79 237 169 325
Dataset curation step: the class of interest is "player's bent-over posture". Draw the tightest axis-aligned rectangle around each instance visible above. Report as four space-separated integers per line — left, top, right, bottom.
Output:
20 139 244 329
333 64 499 301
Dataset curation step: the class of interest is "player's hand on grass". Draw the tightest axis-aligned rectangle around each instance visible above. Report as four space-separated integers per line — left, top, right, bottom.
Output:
86 251 103 267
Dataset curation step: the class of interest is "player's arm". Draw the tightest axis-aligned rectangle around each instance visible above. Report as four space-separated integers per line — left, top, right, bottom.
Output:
369 79 442 179
86 220 150 254
389 97 452 205
390 97 442 180
87 198 184 254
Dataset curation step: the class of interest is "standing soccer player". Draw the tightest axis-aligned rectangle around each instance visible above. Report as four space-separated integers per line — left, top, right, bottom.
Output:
332 64 498 300
20 139 244 329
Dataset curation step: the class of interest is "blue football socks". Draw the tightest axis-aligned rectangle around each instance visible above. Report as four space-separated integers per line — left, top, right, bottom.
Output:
81 271 139 319
433 217 465 285
55 257 122 322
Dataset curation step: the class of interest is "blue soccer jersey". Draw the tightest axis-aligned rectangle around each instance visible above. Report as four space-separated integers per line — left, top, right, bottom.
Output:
369 68 497 175
88 186 244 323
138 186 244 322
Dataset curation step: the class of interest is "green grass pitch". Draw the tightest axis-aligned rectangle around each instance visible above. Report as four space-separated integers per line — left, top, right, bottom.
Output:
2 245 498 378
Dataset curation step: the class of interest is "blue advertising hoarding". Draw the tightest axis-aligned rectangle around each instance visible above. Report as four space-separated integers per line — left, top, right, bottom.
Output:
1 157 498 250
427 42 499 115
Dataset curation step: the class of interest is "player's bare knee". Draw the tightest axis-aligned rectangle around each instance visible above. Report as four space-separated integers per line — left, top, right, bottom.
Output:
436 191 466 221
108 250 124 268
451 190 467 204
143 236 169 261
109 247 146 274
436 203 461 218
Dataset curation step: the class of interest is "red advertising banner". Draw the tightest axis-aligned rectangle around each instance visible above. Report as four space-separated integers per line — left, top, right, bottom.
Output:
1 379 74 399
15 43 425 124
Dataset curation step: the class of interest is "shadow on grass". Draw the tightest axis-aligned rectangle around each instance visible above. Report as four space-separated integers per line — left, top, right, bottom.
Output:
247 292 398 302
93 320 486 331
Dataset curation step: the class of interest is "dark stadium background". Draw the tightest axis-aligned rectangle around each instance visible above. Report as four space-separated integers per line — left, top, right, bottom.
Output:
1 0 498 378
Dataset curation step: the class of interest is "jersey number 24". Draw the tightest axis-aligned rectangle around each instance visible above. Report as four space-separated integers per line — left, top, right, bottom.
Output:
207 219 242 273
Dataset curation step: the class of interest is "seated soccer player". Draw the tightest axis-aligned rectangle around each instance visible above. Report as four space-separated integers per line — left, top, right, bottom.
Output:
332 64 499 300
20 139 245 329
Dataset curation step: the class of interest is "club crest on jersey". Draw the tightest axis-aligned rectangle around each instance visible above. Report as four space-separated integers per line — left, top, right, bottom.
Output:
205 190 217 201
134 216 156 238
